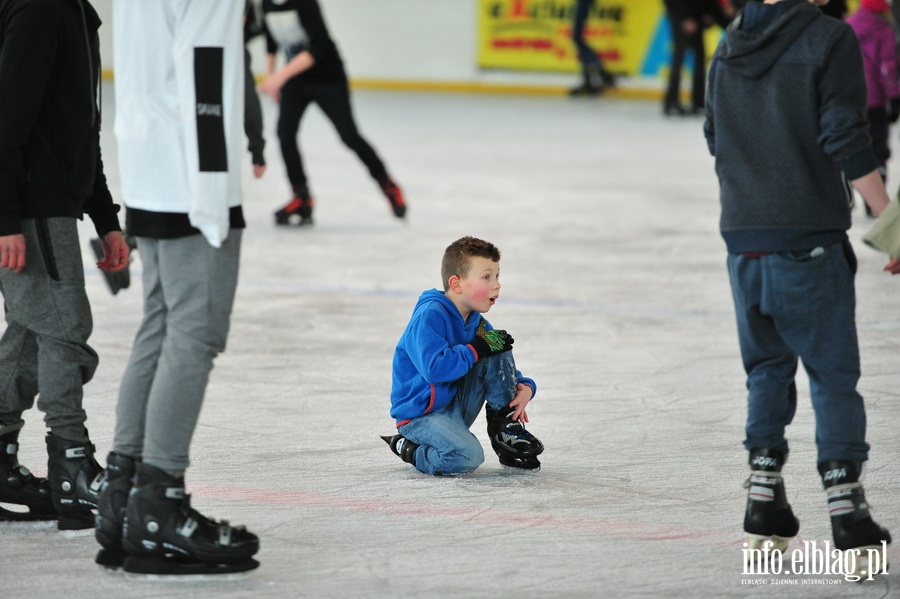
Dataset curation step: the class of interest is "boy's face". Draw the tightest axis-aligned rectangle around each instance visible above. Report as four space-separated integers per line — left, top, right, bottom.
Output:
447 257 501 318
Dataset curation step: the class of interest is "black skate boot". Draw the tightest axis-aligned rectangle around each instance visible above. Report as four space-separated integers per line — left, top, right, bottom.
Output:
486 406 544 471
743 448 799 558
121 463 259 576
0 420 56 522
818 460 891 578
94 452 137 569
381 434 418 466
379 178 407 219
46 432 104 530
569 64 604 97
274 188 314 226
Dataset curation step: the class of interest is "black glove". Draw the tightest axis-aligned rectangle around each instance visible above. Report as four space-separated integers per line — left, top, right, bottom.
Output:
469 321 514 359
888 97 900 124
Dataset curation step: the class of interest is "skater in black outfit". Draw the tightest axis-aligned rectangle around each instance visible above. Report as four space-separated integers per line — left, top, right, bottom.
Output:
662 0 732 116
0 0 129 529
258 0 406 226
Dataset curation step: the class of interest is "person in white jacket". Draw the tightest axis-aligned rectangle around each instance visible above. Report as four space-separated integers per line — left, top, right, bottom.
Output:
93 0 259 576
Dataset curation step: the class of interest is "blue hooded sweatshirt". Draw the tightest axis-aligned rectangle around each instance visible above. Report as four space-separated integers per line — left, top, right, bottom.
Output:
390 289 536 426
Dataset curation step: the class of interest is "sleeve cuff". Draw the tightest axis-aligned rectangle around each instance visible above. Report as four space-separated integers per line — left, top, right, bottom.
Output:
839 146 879 181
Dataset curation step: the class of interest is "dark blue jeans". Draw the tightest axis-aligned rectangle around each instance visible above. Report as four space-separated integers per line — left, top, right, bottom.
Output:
572 0 598 67
398 352 518 475
727 241 868 467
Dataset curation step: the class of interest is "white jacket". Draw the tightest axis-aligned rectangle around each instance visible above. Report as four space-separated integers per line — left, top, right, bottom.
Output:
112 0 245 248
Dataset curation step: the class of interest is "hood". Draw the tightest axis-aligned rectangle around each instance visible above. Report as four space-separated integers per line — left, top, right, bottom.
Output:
413 289 461 319
716 1 821 80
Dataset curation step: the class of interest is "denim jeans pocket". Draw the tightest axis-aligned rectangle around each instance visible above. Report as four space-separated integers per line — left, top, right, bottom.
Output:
767 246 837 315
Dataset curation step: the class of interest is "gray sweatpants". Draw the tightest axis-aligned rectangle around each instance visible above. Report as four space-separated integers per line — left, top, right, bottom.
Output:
113 230 241 473
0 218 96 442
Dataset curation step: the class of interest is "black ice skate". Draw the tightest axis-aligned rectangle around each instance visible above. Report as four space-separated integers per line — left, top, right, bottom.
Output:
94 452 137 569
379 178 407 219
381 434 418 466
46 433 104 530
486 406 544 470
0 421 56 522
121 463 259 577
743 448 799 556
818 460 891 578
274 193 314 226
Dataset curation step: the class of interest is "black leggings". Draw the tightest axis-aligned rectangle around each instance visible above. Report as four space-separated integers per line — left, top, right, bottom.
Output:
277 78 388 195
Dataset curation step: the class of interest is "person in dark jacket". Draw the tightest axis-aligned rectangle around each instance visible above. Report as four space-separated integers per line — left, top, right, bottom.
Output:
704 0 894 576
663 0 732 115
0 0 129 530
568 0 616 96
258 0 406 226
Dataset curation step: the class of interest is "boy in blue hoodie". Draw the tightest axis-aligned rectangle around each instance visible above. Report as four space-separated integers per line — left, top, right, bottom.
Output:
383 236 543 474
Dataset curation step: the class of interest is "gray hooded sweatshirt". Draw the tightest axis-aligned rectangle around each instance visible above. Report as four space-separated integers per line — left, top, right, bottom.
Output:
704 0 877 253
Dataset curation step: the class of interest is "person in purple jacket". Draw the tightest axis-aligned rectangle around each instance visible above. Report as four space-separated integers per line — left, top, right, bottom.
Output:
848 0 900 216
382 236 544 474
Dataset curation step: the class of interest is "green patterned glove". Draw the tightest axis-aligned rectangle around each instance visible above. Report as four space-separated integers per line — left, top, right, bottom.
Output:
469 319 514 359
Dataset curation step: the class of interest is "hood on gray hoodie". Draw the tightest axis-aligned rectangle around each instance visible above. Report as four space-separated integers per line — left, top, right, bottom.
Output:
716 1 821 80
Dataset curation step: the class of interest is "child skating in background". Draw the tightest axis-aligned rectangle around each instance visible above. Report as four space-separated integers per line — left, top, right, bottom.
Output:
848 0 900 216
383 237 543 474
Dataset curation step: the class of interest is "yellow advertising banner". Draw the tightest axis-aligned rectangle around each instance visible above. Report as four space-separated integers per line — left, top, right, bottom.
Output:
478 0 665 75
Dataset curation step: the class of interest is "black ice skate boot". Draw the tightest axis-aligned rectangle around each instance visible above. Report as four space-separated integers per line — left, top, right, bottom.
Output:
379 178 407 219
274 187 314 226
743 448 800 555
121 463 259 576
818 460 891 578
94 452 137 569
0 420 56 521
46 432 104 530
381 434 418 466
486 406 543 471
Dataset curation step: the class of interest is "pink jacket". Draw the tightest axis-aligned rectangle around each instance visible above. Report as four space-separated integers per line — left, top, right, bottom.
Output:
847 7 900 108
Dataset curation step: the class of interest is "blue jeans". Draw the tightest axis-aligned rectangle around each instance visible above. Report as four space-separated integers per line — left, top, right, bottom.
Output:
398 352 518 475
727 241 868 467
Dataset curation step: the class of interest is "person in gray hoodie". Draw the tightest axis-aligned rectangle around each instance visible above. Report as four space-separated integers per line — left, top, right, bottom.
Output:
704 0 894 576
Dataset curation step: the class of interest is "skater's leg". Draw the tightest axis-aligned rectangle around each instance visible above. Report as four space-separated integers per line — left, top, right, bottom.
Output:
763 241 868 466
727 253 798 457
398 403 484 476
313 84 389 183
140 231 241 474
276 80 312 194
112 237 166 460
0 219 98 442
0 323 39 424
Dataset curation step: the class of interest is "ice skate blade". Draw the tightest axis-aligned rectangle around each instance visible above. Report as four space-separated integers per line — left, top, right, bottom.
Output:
95 547 127 572
847 545 890 582
0 505 57 522
123 556 260 580
500 464 540 474
746 534 791 552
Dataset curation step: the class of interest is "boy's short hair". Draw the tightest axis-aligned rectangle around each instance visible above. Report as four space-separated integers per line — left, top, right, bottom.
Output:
441 236 501 292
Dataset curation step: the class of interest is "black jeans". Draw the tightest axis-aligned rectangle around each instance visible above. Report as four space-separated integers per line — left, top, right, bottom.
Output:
277 78 388 194
664 16 705 110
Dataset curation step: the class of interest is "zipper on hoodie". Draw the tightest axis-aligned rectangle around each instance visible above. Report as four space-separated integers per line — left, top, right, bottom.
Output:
35 219 60 281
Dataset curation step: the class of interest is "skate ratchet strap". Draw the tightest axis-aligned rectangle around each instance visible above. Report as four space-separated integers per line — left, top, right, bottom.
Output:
741 252 772 259
0 419 25 436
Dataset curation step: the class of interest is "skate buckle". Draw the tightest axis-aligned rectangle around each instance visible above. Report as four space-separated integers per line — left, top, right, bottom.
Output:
64 447 87 459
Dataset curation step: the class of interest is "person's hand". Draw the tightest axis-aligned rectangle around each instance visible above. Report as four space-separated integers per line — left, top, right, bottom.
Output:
884 256 900 274
0 233 26 273
97 230 129 273
259 72 286 101
682 18 698 35
253 163 267 179
469 326 514 360
507 383 534 423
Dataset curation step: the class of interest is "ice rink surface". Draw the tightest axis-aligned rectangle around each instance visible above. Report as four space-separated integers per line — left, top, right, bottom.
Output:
2 83 898 598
